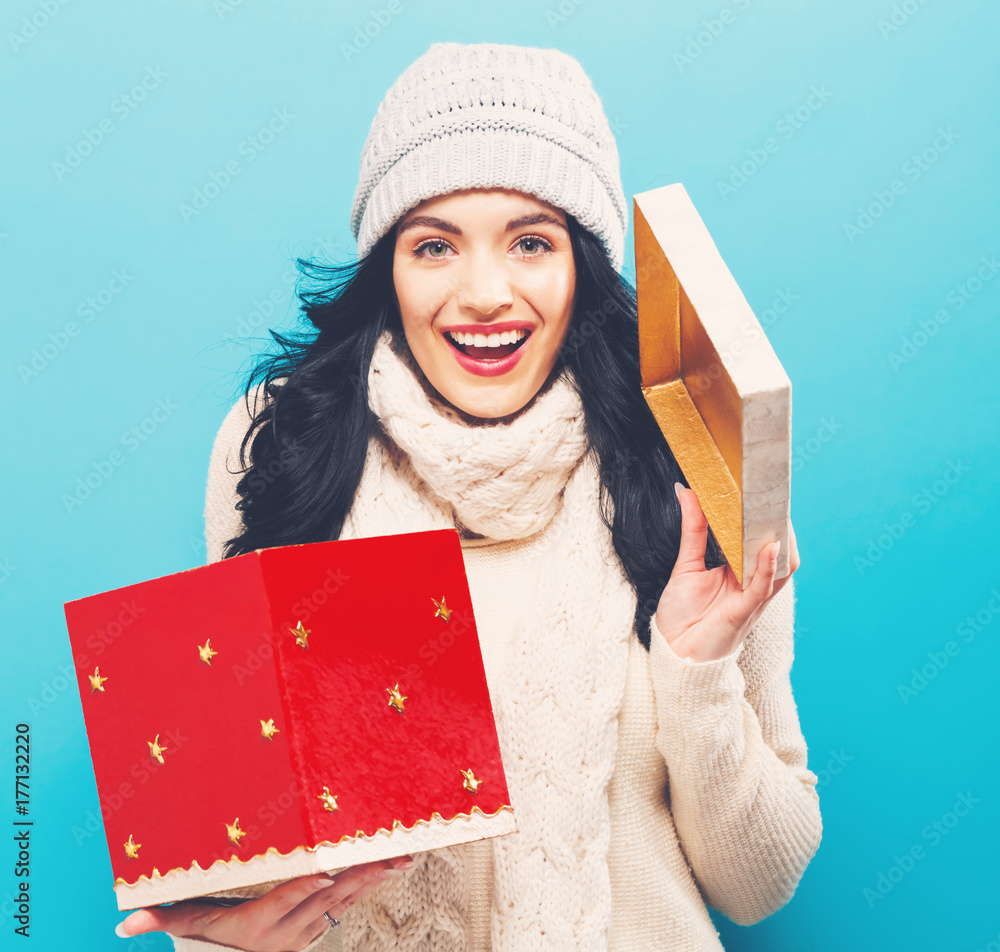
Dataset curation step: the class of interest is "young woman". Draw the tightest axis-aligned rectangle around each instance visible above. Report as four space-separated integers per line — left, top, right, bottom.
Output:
118 41 820 952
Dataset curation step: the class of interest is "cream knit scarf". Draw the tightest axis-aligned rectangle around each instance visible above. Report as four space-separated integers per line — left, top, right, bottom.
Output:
337 330 637 952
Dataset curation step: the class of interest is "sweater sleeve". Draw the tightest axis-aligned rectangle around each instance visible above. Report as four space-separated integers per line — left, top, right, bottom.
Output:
647 576 822 925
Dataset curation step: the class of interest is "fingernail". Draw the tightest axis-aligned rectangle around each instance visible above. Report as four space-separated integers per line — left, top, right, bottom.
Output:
115 921 130 938
314 877 335 889
674 481 684 498
383 868 406 876
771 542 781 561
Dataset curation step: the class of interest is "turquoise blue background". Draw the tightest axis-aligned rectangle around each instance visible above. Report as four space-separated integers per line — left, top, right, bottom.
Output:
2 1 998 949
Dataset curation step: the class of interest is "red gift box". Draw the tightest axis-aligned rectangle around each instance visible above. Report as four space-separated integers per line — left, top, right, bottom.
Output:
65 529 514 910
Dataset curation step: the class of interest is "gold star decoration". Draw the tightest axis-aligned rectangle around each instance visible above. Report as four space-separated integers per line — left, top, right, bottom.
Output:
147 734 167 765
260 718 280 740
317 786 339 813
432 596 453 623
461 769 482 794
225 818 246 845
198 638 218 665
88 667 108 693
290 621 310 649
123 834 141 859
386 683 407 716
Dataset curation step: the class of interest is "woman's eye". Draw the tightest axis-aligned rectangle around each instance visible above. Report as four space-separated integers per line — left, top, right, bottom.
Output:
412 236 552 258
515 236 552 256
414 239 453 258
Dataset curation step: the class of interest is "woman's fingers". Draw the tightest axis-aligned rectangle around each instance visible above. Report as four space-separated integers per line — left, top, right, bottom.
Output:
672 484 709 576
115 857 416 950
278 860 403 936
770 520 800 598
730 539 779 629
117 874 335 938
787 520 800 573
117 899 229 939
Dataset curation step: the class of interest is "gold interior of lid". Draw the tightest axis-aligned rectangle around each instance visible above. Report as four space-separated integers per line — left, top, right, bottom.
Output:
634 200 744 583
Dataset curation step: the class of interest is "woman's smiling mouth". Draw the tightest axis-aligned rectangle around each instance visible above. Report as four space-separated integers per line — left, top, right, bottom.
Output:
440 324 535 377
445 328 530 361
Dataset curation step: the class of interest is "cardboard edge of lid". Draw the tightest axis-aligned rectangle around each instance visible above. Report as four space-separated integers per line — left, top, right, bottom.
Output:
113 806 516 910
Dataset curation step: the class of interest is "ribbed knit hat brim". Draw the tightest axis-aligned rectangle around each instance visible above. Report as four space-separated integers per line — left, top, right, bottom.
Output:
350 42 628 271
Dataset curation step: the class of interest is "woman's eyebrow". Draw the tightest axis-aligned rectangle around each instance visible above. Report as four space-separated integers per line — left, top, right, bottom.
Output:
396 212 568 237
505 213 568 233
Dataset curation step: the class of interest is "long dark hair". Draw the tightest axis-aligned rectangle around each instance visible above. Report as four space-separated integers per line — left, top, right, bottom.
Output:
222 216 726 648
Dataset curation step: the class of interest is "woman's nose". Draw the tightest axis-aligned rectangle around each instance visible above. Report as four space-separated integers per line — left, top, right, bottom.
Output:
455 253 514 315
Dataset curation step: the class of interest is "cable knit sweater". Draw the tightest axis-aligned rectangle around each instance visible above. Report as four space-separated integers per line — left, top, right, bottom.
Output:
174 390 822 952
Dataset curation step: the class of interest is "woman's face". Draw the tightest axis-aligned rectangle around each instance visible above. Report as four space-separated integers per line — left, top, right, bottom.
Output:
392 188 576 420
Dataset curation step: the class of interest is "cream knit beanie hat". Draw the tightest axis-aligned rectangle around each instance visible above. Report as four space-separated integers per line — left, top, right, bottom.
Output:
349 41 628 271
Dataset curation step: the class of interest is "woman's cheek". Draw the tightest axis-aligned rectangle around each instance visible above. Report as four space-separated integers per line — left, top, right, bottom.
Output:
525 257 574 307
400 272 451 324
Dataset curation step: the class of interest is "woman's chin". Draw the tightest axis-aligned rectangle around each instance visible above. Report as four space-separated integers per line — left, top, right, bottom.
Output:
436 384 535 425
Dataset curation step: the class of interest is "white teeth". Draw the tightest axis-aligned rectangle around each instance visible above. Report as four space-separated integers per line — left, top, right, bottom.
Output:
446 329 528 348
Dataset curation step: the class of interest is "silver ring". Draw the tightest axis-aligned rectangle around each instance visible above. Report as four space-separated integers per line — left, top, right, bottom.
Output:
323 911 340 928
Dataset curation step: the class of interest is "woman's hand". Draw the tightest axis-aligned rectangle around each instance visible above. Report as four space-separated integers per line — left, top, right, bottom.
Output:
654 483 800 663
115 856 414 951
